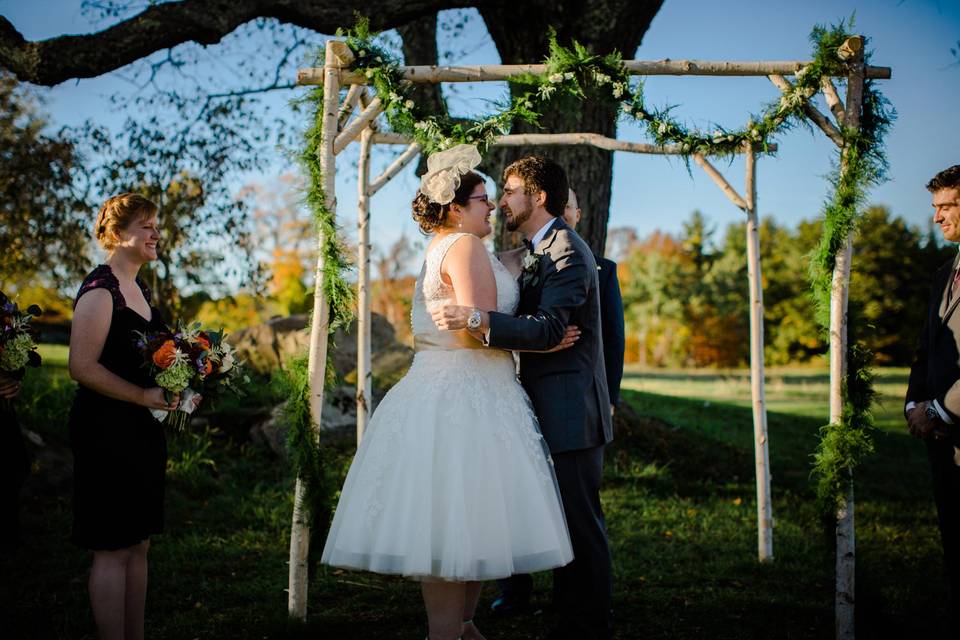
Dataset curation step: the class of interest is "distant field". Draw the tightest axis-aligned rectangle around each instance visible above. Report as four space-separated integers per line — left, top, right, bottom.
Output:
622 363 910 429
37 343 69 367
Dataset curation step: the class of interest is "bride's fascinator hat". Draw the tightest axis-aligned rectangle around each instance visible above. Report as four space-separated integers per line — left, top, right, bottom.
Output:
419 144 482 205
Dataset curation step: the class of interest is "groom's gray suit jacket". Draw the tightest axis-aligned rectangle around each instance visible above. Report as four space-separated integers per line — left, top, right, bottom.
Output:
488 217 614 454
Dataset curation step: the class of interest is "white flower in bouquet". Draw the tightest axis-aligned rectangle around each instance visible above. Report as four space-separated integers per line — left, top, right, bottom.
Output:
219 344 235 373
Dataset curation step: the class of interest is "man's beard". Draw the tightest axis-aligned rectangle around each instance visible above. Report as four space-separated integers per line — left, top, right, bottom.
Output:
504 200 533 232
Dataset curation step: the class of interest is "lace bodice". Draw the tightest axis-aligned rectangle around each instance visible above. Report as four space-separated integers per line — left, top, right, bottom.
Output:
411 232 519 352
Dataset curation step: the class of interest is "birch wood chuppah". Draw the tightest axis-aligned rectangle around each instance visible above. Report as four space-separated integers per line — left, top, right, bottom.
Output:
294 37 890 640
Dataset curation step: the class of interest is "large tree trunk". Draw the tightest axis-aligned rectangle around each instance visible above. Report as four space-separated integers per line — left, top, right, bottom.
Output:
479 0 664 254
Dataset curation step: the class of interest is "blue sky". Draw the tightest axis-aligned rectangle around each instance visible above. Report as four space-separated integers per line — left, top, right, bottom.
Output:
3 0 959 265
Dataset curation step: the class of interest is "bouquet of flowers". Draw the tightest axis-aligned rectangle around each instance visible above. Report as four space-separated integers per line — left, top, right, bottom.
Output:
135 321 247 430
0 292 42 406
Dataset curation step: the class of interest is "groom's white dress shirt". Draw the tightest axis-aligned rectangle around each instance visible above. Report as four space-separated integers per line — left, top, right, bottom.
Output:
528 217 557 250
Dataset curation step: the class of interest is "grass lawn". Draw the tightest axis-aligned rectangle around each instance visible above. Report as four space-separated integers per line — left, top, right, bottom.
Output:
2 350 947 638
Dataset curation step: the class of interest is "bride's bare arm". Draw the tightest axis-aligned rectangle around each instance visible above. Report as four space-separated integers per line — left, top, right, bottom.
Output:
439 235 497 341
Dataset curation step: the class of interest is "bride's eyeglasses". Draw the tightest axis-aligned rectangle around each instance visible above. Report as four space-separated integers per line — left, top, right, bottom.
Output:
465 194 492 204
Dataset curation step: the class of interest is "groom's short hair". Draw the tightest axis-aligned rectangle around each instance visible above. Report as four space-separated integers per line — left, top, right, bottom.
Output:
928 165 960 192
503 156 569 217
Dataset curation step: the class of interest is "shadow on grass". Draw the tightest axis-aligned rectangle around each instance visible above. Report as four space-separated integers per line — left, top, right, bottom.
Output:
3 379 949 639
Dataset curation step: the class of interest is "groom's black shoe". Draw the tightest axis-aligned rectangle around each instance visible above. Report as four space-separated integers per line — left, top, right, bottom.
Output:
491 575 533 617
489 592 530 617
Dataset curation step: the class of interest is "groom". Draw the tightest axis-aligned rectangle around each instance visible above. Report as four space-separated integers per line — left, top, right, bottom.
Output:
433 156 614 640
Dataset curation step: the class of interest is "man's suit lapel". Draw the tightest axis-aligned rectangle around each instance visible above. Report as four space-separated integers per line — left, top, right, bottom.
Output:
942 269 960 327
535 217 567 255
934 264 956 334
935 253 960 327
518 218 566 301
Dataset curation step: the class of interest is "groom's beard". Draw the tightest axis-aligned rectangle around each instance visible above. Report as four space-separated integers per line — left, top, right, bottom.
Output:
504 201 533 232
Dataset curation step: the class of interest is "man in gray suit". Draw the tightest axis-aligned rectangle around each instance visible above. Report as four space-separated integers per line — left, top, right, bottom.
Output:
906 164 960 621
433 156 613 640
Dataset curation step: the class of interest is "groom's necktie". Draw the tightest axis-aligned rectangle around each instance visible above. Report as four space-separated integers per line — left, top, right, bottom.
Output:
522 238 534 252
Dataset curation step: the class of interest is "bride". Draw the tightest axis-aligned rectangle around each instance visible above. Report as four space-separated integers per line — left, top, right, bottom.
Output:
321 144 573 640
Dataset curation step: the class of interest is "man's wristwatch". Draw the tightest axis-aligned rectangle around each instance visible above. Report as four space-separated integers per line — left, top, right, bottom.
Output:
466 308 482 331
926 404 940 421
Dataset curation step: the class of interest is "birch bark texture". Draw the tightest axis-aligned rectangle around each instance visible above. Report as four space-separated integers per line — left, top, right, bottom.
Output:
832 49 865 640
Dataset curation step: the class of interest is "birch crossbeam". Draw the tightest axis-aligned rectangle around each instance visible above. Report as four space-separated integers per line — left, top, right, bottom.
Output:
368 143 421 196
820 77 846 126
298 60 891 86
768 74 844 147
337 85 364 128
334 97 384 155
370 131 777 155
693 153 748 211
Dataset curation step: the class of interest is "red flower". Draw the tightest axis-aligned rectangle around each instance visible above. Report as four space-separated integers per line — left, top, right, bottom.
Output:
152 340 178 369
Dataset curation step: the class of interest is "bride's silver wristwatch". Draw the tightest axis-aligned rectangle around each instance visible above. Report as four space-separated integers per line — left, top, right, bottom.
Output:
467 308 482 331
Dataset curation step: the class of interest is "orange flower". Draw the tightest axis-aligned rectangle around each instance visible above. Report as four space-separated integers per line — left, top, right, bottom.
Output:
196 335 211 351
202 359 213 376
152 340 178 369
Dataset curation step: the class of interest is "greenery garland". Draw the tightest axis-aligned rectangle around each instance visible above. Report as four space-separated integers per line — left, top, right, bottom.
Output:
283 86 357 524
294 18 892 518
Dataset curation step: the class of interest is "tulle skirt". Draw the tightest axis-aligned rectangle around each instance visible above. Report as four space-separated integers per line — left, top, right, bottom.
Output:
321 348 573 580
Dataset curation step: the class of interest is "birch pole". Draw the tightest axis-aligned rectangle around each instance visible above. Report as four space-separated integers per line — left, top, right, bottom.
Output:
832 42 864 640
298 60 890 86
287 39 344 621
745 147 773 562
356 127 373 444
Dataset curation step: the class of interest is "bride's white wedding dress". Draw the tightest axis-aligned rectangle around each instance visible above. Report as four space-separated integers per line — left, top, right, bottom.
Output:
321 232 572 580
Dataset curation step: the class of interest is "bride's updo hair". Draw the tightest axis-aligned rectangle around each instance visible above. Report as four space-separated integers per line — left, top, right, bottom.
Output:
95 193 158 251
412 171 485 234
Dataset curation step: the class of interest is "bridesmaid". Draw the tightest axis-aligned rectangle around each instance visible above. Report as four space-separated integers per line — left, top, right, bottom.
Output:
68 193 182 640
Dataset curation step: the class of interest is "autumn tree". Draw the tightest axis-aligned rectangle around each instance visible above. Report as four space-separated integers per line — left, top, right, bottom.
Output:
371 232 421 345
0 72 88 290
850 205 954 364
244 174 315 316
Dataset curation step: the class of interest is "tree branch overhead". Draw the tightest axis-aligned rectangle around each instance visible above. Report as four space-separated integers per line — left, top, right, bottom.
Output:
0 0 477 85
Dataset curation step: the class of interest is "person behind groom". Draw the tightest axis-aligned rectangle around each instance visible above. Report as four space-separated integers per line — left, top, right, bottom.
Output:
905 164 960 623
563 187 625 417
434 156 614 640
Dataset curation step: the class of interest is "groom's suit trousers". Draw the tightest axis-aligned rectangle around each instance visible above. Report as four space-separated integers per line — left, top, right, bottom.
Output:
551 445 613 640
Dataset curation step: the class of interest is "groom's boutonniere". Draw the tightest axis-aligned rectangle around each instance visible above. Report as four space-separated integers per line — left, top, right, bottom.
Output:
521 250 541 289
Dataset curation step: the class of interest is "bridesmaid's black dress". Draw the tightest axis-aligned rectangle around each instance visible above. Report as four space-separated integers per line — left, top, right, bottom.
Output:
69 265 168 551
0 402 29 547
